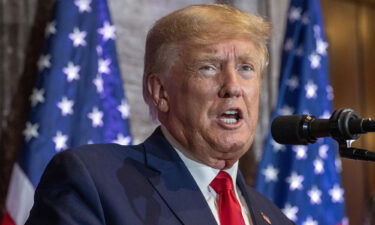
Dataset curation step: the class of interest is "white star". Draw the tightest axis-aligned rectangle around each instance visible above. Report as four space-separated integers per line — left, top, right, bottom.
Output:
45 21 56 36
113 133 131 145
292 145 307 160
295 46 304 56
30 88 45 107
329 184 344 203
319 144 329 159
96 45 103 55
302 12 310 24
63 62 80 82
98 58 111 74
262 165 279 182
307 186 322 204
57 97 74 116
326 85 334 100
302 216 318 225
117 100 130 119
93 75 104 93
271 139 286 152
37 54 51 71
320 110 331 119
316 39 328 55
98 21 116 41
289 7 302 22
53 131 68 152
279 105 294 115
23 122 39 141
286 172 304 191
286 76 299 91
314 158 324 174
88 107 104 127
74 0 92 13
284 38 293 51
309 52 321 69
282 204 299 222
69 27 87 47
305 81 318 99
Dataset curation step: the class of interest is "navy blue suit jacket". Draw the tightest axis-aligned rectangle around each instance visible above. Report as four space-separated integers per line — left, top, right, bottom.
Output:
26 127 294 225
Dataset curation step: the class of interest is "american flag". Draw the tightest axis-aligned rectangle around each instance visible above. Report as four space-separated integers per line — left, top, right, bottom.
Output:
255 0 347 224
2 0 132 224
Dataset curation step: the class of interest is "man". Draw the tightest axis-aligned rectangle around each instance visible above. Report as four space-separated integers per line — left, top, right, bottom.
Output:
26 4 294 225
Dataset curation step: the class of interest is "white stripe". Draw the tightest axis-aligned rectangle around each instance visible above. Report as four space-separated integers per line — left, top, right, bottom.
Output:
6 164 35 225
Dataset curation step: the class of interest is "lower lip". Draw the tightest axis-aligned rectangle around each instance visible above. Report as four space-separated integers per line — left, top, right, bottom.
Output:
216 117 243 129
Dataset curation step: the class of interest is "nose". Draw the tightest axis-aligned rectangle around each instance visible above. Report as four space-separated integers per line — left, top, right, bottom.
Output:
218 68 242 98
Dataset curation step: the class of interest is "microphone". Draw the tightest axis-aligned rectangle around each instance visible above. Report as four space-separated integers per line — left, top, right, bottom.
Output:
271 108 375 145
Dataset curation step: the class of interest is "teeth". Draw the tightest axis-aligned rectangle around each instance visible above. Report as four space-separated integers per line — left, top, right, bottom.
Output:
224 110 238 115
220 118 237 124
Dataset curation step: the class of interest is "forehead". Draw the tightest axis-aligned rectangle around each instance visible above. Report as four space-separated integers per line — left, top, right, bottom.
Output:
180 39 261 61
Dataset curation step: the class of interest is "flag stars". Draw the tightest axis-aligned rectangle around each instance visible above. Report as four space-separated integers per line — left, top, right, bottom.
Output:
313 158 324 174
63 62 80 82
45 21 56 36
113 133 131 145
53 131 68 152
292 145 307 160
286 172 304 191
309 52 321 69
279 105 294 115
98 21 116 41
326 85 334 100
307 186 322 204
117 100 130 119
319 144 329 159
30 88 45 107
305 81 318 99
282 204 299 222
335 157 343 172
284 38 293 51
262 165 279 182
316 39 328 55
69 27 87 47
329 184 344 203
57 97 74 116
88 107 104 127
98 58 111 74
74 0 92 13
93 75 104 93
289 7 302 22
320 110 331 119
302 217 318 225
271 139 286 152
23 122 39 141
286 76 299 91
38 54 51 71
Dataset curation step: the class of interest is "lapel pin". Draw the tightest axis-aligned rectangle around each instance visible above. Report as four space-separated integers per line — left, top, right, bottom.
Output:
261 212 272 224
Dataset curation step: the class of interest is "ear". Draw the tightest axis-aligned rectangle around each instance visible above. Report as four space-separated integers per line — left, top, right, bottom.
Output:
147 74 169 112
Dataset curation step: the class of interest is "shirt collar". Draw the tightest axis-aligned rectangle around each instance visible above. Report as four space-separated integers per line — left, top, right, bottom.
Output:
161 126 239 194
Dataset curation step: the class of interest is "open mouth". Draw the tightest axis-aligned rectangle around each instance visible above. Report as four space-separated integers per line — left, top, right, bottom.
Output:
218 108 243 125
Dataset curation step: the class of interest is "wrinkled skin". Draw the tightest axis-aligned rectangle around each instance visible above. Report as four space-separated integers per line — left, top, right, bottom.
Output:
148 38 262 169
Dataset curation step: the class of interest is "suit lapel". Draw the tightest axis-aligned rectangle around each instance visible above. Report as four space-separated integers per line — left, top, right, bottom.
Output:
143 128 218 225
236 173 272 225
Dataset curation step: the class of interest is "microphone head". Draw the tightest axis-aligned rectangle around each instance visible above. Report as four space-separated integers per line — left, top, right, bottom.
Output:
271 115 314 145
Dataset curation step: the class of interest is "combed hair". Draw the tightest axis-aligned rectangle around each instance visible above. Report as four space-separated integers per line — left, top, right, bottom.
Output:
142 4 272 120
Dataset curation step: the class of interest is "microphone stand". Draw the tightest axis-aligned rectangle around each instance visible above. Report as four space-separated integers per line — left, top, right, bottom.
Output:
337 140 375 162
330 108 375 162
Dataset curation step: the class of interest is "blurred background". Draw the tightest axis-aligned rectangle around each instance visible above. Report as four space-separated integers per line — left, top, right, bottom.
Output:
1 0 375 224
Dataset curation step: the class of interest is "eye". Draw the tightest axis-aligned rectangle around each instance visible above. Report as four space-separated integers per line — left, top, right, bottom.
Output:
237 64 255 78
198 65 218 76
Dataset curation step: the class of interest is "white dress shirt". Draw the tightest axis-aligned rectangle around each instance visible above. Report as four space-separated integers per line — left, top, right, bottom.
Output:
161 126 252 225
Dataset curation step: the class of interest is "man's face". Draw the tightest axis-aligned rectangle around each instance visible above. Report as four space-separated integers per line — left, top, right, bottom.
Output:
158 38 262 169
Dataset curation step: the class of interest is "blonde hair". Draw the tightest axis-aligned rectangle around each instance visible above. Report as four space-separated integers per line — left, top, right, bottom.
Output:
142 4 272 119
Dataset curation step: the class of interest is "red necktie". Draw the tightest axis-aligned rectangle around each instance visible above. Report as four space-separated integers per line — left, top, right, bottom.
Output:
210 171 246 225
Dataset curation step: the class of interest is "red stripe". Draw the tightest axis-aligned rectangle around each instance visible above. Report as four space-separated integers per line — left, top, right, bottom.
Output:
1 212 16 225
